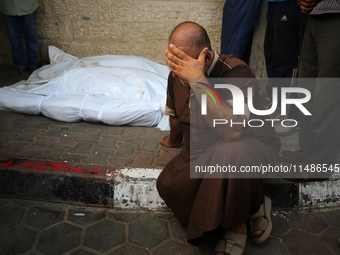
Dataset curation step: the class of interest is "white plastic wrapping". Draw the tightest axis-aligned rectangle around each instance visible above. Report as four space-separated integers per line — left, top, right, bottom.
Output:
0 86 43 115
0 46 171 130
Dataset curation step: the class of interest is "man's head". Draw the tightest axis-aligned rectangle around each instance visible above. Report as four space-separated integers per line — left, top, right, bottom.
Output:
168 21 213 66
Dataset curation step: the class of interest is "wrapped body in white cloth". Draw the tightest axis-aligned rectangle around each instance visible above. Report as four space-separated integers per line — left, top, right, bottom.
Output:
0 46 171 130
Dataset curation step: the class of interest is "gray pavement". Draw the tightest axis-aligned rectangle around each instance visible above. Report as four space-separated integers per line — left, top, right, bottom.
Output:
1 64 340 255
1 197 340 255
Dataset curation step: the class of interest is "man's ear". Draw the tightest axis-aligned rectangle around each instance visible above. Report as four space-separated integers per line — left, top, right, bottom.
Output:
204 50 212 67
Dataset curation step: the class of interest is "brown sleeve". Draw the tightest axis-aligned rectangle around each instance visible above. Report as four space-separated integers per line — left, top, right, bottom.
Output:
165 73 176 117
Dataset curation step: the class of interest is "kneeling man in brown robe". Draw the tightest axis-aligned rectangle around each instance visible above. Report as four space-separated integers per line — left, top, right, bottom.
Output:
157 21 280 255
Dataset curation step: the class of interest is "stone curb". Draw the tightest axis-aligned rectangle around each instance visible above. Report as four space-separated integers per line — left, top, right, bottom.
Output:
114 168 166 210
114 167 340 210
0 158 115 207
1 157 339 210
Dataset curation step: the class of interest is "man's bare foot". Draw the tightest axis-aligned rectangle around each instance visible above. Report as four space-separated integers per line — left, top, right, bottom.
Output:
159 134 182 148
249 196 272 244
251 216 265 238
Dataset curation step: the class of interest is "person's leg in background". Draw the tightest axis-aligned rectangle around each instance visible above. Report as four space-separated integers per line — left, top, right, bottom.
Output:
280 14 340 171
1 13 26 73
22 11 39 71
287 15 317 164
283 13 309 122
221 0 262 64
264 0 301 105
301 14 340 165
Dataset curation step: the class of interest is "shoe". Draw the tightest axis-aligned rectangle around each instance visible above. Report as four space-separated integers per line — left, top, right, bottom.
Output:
275 120 299 136
10 67 25 76
214 229 247 255
249 196 272 244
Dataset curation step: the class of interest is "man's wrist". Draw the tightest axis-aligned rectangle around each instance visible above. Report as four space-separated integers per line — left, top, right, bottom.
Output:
189 74 206 86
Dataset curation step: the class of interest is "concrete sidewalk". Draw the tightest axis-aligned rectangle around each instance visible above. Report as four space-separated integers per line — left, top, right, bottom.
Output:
1 64 340 254
1 197 340 255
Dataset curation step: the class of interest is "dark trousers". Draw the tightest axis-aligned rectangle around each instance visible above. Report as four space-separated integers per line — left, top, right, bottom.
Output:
1 11 39 69
298 14 340 164
221 0 262 64
264 0 301 104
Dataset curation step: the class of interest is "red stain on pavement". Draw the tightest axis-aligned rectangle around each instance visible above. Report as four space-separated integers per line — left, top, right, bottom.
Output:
0 158 114 177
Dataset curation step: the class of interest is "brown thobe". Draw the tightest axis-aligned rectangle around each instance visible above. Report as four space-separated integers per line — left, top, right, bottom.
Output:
156 52 280 241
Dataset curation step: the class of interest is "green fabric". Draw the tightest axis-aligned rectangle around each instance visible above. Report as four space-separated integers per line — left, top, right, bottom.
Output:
0 0 39 16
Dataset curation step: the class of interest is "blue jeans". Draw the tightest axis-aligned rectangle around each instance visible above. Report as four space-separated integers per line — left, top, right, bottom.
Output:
221 0 262 64
1 11 39 69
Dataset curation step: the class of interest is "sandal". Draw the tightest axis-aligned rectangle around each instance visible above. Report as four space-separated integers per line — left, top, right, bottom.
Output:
214 229 247 255
277 150 306 163
249 196 272 244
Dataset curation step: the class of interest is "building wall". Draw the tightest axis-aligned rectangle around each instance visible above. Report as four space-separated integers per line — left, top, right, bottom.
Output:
0 0 267 78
